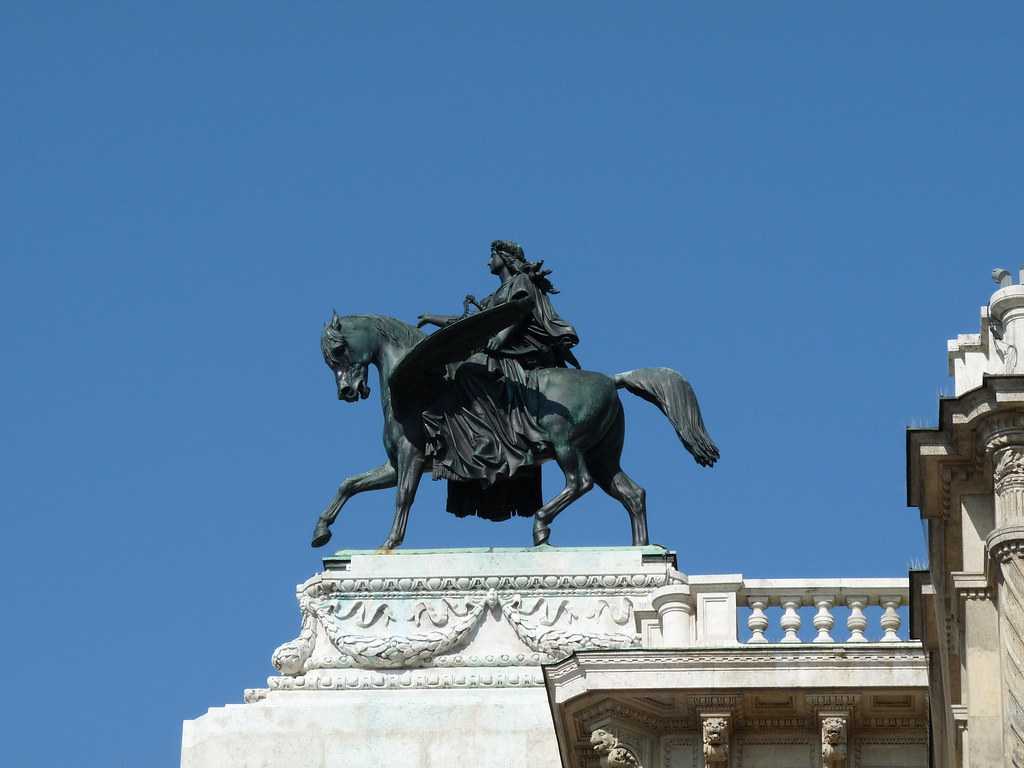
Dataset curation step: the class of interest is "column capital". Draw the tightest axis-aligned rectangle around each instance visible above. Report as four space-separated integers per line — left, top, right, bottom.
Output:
979 412 1024 456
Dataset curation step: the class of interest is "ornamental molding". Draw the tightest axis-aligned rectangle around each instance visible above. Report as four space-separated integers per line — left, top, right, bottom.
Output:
550 647 928 671
940 464 980 521
574 698 690 738
951 571 992 601
266 666 546 691
987 526 1024 563
691 693 742 714
301 571 668 596
860 717 928 730
990 538 1024 563
807 694 860 713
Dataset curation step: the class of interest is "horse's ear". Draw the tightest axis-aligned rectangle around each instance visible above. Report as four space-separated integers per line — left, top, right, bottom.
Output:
329 309 341 327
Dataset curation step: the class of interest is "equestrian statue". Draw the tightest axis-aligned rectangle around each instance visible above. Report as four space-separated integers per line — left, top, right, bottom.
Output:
312 240 719 550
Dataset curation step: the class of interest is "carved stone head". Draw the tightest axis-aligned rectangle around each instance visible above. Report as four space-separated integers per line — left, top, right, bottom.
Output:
590 729 618 755
822 717 846 745
703 717 728 746
589 729 641 768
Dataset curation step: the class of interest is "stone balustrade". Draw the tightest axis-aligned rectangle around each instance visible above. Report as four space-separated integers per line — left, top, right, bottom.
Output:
640 575 911 647
739 578 909 644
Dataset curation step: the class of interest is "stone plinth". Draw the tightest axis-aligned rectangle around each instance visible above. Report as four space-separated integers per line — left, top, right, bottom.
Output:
182 546 680 768
182 546 925 767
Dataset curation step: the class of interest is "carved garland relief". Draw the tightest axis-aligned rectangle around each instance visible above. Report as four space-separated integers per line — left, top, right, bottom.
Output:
272 589 639 674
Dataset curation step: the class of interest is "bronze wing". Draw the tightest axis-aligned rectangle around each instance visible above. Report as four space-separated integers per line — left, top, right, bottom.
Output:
389 299 531 414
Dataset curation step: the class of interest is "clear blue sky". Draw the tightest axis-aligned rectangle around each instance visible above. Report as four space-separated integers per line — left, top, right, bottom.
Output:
2 4 1020 766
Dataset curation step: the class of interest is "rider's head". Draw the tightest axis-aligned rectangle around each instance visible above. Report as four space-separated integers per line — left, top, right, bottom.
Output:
490 240 525 274
489 239 559 294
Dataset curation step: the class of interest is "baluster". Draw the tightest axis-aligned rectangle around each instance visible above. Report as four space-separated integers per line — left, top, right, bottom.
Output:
879 595 902 642
846 596 869 642
746 597 769 644
811 596 836 643
779 596 803 643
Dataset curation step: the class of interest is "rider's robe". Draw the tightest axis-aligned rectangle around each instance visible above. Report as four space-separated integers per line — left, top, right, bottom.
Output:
422 272 579 521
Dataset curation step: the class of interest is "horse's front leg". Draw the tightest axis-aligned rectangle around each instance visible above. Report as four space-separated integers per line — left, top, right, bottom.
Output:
381 448 425 550
311 462 397 548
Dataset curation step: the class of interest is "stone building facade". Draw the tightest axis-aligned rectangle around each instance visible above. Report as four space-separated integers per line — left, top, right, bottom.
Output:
907 269 1024 767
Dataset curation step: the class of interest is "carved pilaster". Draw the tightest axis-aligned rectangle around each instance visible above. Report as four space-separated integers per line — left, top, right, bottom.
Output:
590 729 642 768
700 713 730 768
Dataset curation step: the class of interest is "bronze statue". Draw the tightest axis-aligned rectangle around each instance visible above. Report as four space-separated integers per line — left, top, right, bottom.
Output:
312 240 718 550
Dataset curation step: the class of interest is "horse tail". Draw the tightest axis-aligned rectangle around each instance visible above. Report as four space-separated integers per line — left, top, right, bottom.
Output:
613 368 719 467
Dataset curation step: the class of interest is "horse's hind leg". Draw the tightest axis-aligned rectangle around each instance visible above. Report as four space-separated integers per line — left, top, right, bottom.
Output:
595 468 648 546
589 404 649 546
532 444 594 546
312 462 397 548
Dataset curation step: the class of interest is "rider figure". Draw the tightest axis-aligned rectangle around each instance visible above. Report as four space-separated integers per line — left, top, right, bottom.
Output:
418 240 579 374
418 240 581 520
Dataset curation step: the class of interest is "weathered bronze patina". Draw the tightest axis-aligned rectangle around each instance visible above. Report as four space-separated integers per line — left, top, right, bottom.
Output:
313 240 718 550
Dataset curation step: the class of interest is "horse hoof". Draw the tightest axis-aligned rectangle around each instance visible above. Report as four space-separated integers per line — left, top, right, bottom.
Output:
533 522 550 546
311 524 332 548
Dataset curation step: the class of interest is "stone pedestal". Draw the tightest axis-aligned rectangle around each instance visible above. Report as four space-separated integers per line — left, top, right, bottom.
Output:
181 546 681 768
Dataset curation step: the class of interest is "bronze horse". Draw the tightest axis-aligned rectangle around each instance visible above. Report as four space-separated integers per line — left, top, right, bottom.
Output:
312 309 718 550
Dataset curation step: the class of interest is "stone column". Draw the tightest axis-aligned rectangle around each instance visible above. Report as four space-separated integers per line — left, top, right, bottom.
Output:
651 584 693 647
985 427 1024 766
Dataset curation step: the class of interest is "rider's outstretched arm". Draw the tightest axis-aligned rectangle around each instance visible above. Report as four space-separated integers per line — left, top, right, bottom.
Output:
416 313 460 329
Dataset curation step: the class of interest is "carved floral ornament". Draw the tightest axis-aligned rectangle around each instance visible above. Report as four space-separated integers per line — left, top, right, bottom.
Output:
993 446 1024 489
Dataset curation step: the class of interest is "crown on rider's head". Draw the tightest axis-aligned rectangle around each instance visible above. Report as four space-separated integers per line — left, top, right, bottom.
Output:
491 240 525 262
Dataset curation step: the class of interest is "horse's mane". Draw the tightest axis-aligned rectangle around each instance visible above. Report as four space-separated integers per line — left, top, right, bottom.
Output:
365 315 425 348
323 313 425 352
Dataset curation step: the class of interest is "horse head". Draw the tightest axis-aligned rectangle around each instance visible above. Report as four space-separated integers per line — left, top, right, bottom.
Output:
321 312 374 402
